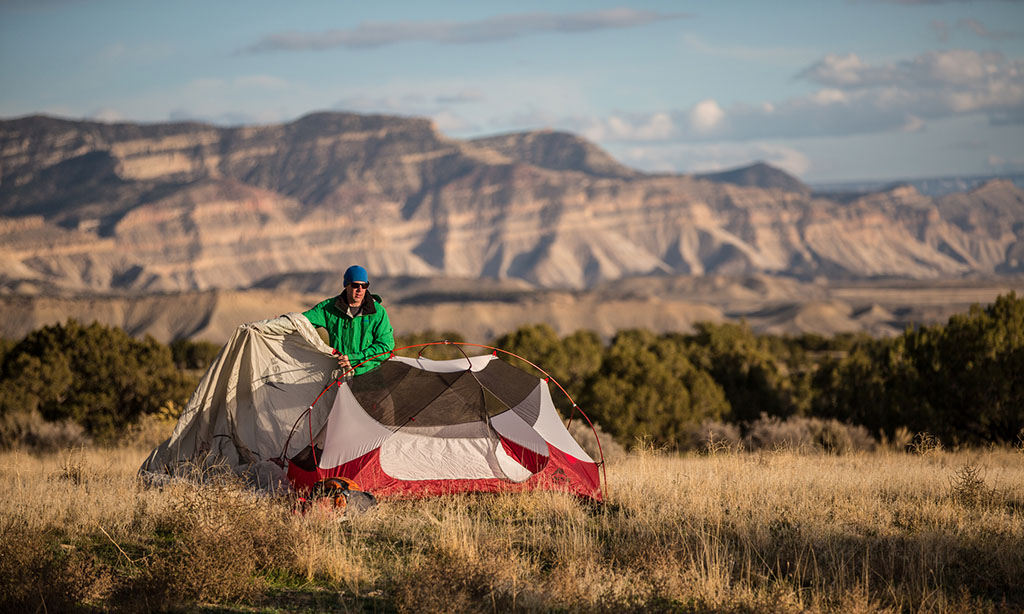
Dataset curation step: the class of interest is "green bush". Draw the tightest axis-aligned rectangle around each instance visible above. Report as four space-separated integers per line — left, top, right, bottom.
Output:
814 293 1024 445
169 338 222 371
0 320 193 443
494 324 603 403
579 330 729 449
680 322 805 423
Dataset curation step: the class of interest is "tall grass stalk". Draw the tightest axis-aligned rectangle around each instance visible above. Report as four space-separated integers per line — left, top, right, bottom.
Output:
1 441 1021 613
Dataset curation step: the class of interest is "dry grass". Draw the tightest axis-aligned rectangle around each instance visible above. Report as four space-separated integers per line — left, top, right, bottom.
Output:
1 438 1022 613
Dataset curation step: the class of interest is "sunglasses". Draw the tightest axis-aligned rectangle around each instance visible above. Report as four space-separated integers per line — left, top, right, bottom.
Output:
349 282 369 290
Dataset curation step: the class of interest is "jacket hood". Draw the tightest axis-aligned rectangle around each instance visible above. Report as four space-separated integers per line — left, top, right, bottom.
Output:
332 292 383 315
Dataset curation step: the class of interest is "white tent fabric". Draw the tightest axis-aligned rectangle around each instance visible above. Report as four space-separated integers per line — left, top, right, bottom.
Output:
315 354 591 485
317 355 536 483
140 312 339 477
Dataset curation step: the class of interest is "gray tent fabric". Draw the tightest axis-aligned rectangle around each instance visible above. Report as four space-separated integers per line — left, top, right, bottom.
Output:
140 312 340 486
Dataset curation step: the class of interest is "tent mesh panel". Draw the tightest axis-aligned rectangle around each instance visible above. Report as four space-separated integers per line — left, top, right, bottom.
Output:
350 359 540 428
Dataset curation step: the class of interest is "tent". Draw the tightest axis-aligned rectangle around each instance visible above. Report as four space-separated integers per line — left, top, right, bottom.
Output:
140 313 603 501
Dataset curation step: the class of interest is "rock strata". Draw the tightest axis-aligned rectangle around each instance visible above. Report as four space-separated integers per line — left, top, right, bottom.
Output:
2 112 1023 294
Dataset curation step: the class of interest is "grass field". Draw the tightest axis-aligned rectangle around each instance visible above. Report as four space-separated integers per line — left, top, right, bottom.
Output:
1 436 1022 613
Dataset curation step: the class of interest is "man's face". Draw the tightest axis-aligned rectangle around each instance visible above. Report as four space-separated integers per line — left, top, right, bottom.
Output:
345 282 368 306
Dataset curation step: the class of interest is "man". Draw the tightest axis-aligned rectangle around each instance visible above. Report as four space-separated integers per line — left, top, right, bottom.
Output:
302 265 395 376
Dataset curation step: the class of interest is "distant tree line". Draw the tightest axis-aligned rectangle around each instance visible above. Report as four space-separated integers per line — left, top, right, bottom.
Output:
493 292 1023 448
1 293 1021 450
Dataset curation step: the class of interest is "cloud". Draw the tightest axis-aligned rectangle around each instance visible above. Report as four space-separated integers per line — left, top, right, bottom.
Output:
795 49 1024 119
573 48 1023 146
430 110 479 133
867 0 1024 5
797 53 901 87
957 18 1019 41
987 154 1024 171
901 114 926 132
167 109 269 125
580 111 675 141
930 18 1020 42
689 100 725 134
241 8 689 53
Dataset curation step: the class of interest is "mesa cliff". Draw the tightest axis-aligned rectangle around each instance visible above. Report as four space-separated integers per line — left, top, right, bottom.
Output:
3 111 1023 296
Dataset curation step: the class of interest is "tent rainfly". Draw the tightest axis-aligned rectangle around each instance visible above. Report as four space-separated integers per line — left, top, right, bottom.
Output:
140 313 603 501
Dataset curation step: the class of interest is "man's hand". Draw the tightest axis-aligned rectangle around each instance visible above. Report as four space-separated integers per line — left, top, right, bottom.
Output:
337 354 351 371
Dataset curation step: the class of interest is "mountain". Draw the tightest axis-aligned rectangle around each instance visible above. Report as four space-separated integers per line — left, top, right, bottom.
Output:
470 130 641 179
696 162 809 194
2 111 1024 295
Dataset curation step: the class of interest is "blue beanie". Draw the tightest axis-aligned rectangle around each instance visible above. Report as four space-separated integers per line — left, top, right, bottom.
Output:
343 265 369 286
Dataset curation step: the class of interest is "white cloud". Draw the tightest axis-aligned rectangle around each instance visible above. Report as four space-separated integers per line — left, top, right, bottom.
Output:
798 49 1019 93
809 89 848 105
564 47 1022 147
901 115 926 132
871 0 1024 5
587 111 674 140
648 48 1024 142
242 9 689 53
689 100 725 134
798 53 898 87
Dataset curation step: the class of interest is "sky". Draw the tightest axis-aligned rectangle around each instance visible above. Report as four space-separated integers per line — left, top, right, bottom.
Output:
1 0 1023 183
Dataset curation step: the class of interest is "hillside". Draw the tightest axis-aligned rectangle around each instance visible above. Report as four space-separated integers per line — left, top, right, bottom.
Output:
2 112 1024 295
3 275 1022 343
695 161 809 194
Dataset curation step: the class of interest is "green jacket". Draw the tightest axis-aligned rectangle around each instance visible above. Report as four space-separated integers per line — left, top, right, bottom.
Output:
302 293 395 375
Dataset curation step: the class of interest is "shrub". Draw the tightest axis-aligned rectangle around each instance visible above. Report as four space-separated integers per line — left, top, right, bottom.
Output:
743 414 875 453
118 477 297 609
169 338 222 371
493 324 603 404
682 322 802 422
0 320 193 442
567 417 627 464
580 330 729 449
0 409 90 451
0 520 110 613
678 419 743 453
815 292 1024 445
